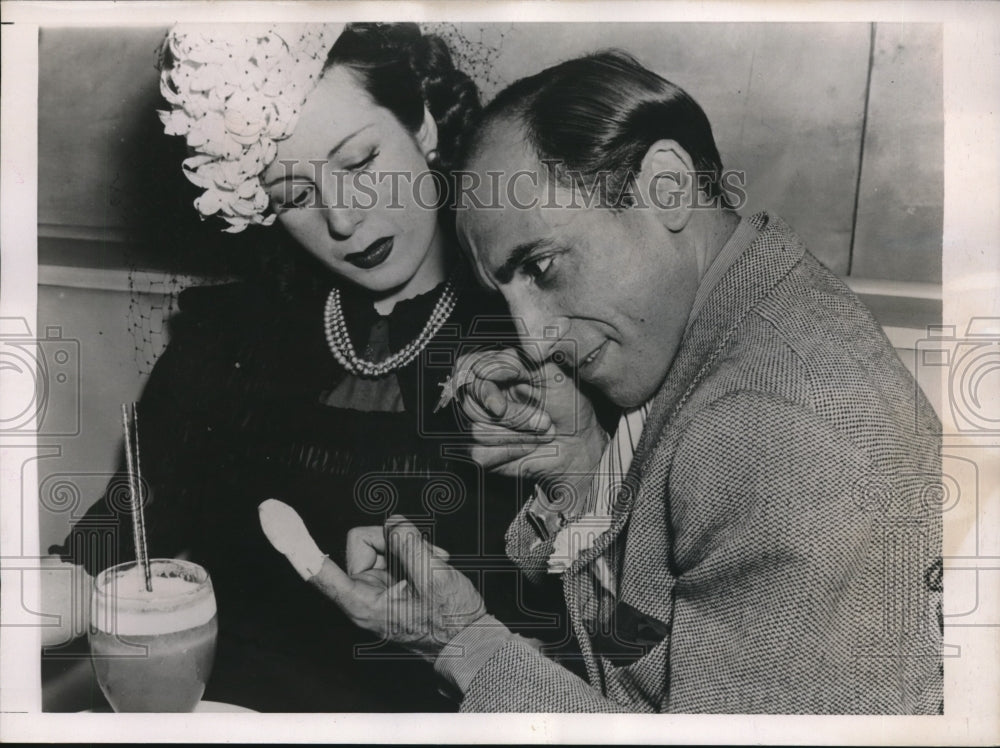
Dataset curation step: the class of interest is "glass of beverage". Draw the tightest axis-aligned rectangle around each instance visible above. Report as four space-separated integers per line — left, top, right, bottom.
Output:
89 559 218 712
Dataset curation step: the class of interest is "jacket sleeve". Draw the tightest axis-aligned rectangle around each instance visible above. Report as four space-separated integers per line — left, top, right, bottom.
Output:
454 627 633 712
663 391 939 713
454 390 939 713
450 493 636 711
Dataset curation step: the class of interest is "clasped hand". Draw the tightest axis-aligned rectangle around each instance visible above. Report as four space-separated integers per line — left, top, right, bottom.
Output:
452 347 608 498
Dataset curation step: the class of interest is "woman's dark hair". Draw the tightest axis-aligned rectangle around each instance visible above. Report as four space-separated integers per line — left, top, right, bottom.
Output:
326 22 481 174
259 23 482 298
154 24 481 299
463 50 729 209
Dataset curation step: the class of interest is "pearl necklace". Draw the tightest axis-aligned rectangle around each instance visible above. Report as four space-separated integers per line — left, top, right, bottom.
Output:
323 271 459 378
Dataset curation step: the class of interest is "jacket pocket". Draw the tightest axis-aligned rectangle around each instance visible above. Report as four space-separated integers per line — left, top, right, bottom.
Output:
593 606 672 713
589 599 669 664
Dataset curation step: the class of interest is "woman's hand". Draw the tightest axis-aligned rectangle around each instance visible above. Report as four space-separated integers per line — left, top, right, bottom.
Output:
260 502 484 662
451 348 609 500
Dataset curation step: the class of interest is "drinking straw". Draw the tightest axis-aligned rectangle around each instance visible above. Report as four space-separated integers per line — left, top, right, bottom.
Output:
121 402 152 592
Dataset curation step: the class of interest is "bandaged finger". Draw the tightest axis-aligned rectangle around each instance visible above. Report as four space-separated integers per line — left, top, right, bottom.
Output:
258 499 328 580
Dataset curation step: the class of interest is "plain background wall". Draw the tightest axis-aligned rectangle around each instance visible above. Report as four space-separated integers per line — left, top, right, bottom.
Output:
36 23 944 551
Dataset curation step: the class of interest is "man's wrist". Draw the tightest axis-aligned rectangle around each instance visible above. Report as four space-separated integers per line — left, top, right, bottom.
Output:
555 423 610 495
583 420 611 468
434 614 529 695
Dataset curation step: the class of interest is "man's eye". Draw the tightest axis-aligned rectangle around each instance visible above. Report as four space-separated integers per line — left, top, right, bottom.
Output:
524 256 554 281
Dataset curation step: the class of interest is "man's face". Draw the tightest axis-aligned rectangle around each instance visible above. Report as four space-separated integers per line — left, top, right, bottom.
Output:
457 123 700 408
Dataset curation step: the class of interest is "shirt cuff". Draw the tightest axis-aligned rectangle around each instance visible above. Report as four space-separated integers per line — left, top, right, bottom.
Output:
434 615 534 695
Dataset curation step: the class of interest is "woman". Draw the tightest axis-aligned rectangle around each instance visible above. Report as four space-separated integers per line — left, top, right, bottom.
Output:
48 22 569 712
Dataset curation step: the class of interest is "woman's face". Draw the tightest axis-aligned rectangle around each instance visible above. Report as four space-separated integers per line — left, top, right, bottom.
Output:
263 67 442 294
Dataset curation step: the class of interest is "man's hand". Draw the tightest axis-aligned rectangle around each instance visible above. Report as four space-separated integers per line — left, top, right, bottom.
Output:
452 348 608 501
259 501 485 663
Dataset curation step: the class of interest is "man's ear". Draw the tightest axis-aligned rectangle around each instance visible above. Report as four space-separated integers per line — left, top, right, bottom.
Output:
638 140 695 233
417 106 439 159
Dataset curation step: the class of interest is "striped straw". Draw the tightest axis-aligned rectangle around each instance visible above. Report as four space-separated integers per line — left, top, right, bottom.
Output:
121 402 152 592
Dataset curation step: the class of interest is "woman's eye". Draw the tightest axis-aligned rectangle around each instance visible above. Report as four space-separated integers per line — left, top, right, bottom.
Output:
275 185 314 212
524 256 554 281
346 149 378 172
290 186 314 207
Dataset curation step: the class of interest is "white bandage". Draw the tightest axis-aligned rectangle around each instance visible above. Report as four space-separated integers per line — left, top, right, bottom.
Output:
258 499 327 580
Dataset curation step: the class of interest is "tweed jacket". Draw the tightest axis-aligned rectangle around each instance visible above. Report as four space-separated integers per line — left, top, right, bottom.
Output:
457 213 943 713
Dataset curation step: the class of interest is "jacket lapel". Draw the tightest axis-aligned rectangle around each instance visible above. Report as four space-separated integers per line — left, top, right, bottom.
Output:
567 213 807 592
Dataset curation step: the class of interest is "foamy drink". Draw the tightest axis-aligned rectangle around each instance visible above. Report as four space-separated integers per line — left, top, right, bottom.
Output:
89 559 217 712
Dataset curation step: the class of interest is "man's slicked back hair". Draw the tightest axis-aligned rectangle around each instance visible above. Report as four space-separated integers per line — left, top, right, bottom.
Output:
461 50 730 209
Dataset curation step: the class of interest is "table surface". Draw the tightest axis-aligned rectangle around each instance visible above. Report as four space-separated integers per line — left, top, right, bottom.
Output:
78 700 255 713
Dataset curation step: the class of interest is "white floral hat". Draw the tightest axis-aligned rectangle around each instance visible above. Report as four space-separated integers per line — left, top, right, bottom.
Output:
158 23 344 233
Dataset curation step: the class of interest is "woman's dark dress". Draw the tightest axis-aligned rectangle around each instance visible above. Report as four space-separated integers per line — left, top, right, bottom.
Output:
53 270 571 712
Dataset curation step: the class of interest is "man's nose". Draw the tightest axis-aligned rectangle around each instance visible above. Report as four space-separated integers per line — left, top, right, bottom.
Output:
506 292 565 365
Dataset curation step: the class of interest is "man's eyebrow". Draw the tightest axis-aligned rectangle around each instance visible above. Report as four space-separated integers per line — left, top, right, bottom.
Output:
263 125 373 188
495 238 554 285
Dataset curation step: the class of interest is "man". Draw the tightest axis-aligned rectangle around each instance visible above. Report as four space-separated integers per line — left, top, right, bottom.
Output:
264 51 943 713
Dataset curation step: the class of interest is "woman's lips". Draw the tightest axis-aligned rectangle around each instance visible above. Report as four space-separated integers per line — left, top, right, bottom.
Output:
345 237 394 269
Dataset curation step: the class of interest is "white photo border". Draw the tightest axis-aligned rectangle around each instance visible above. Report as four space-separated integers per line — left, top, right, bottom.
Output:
2 1 997 743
